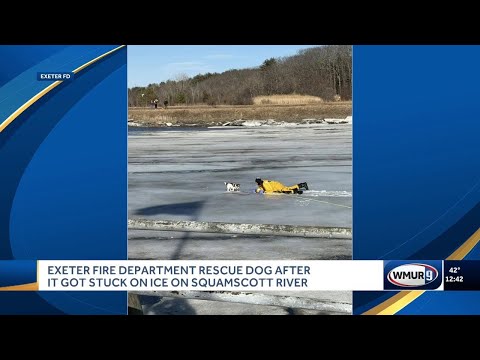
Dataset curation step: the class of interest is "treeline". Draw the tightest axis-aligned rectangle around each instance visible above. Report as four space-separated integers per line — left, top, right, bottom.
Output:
128 45 352 107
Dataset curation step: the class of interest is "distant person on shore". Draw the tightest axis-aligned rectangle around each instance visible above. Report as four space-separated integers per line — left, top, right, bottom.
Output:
164 100 168 109
154 99 159 109
255 178 308 194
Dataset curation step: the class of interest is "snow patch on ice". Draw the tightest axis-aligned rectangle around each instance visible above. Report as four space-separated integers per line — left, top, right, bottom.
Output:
242 120 267 127
324 118 351 124
222 117 351 127
227 119 301 127
305 190 352 197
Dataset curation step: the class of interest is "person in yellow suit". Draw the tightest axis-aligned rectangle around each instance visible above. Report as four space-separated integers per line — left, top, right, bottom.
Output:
255 178 308 194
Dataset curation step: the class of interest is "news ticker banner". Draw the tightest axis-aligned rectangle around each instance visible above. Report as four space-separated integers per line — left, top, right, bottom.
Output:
0 260 477 292
0 45 127 314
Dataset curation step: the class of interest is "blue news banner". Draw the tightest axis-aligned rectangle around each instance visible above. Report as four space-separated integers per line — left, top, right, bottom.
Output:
354 45 480 315
0 45 127 315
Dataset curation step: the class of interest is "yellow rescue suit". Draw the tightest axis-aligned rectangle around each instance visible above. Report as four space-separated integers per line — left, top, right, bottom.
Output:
256 180 300 194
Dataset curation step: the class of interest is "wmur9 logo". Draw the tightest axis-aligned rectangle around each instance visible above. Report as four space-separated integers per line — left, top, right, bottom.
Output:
384 260 443 290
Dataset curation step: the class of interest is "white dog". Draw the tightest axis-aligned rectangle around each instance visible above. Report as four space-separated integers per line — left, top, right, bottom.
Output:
224 182 240 192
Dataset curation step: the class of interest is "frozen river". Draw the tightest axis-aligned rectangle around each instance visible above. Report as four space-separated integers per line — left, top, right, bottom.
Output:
128 124 352 314
128 124 352 228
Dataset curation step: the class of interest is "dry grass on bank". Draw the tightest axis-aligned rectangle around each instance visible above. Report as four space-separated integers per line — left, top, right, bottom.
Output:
253 94 324 105
128 102 352 127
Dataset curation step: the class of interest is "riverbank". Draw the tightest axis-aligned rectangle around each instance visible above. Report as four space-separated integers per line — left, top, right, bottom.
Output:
128 102 352 127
